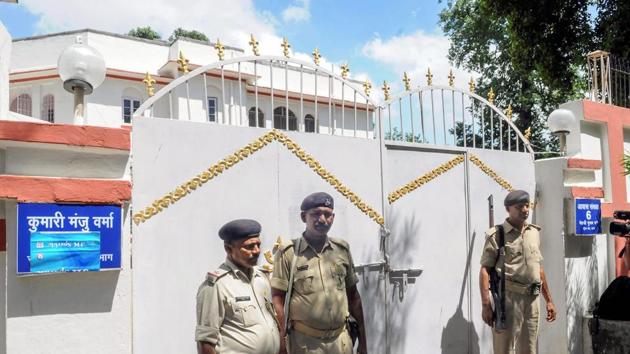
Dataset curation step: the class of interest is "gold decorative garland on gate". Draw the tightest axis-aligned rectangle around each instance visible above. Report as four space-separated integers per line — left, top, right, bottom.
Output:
468 154 514 192
133 130 384 226
387 155 465 204
387 154 515 204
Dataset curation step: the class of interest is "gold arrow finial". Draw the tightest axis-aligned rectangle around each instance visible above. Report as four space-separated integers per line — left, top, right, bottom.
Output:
363 80 372 97
468 77 475 92
143 72 156 97
487 87 495 105
281 37 291 58
402 72 411 91
505 104 513 120
249 34 260 56
312 47 321 65
214 39 225 61
177 51 189 74
448 69 455 87
340 63 350 79
524 126 532 141
382 80 391 101
426 68 433 86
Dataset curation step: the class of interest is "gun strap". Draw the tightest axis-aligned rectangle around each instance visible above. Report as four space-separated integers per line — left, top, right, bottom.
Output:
496 225 506 322
283 237 302 334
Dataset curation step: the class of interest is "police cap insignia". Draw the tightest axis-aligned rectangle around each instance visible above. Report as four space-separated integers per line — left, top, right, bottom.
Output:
504 190 530 207
218 219 261 241
300 192 335 211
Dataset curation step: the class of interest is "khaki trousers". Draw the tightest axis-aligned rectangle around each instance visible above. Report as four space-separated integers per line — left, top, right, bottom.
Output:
288 329 353 354
492 291 540 354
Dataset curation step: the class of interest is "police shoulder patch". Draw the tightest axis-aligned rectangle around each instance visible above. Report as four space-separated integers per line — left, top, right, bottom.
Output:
528 223 542 231
206 268 229 286
257 264 273 274
329 237 350 250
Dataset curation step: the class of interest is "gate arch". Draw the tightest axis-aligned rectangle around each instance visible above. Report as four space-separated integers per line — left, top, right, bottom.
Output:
134 55 380 138
380 85 534 154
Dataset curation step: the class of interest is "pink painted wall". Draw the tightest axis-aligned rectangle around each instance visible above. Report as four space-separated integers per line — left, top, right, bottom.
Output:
583 100 630 276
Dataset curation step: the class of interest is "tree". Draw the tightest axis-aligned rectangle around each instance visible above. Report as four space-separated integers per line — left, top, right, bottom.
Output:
128 26 161 40
596 0 630 59
439 0 593 156
168 28 209 42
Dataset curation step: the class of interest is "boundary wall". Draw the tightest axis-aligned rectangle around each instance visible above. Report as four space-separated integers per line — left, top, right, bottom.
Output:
132 116 534 353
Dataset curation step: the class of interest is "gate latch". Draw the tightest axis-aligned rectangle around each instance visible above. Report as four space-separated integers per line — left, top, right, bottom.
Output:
354 260 387 281
389 267 423 301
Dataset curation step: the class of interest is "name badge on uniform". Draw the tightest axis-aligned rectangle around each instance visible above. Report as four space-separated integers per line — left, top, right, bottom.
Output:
297 265 309 271
235 296 251 302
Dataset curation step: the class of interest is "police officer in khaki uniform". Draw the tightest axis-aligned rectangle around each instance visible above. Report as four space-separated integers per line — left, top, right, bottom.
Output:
271 192 368 354
479 190 556 354
196 219 280 354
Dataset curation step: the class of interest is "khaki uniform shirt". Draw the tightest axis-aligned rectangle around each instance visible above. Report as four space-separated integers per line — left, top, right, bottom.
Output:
480 220 543 285
196 259 280 354
271 236 359 330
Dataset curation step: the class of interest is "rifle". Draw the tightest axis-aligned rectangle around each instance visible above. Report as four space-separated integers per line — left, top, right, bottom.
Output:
488 195 507 331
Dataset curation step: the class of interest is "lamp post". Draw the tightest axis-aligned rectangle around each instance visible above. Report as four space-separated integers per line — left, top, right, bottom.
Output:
57 38 105 125
547 108 576 156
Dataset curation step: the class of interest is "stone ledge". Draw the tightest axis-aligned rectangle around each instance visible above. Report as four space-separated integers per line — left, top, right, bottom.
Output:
0 175 131 204
567 158 602 170
0 120 130 151
571 186 604 198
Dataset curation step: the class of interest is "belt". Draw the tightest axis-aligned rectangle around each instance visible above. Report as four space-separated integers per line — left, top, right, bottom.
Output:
291 321 346 339
506 280 541 296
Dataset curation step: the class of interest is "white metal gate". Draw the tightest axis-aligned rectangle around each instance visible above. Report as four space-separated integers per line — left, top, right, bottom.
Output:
131 54 535 354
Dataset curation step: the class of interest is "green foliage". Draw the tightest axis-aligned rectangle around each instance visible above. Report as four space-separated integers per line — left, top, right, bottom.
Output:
385 128 425 143
596 0 630 59
623 153 630 176
439 0 593 157
168 28 209 42
127 26 161 40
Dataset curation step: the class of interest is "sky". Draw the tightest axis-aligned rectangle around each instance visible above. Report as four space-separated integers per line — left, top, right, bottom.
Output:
0 0 476 99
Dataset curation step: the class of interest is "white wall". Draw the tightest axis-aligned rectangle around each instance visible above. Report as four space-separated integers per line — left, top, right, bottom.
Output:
535 158 570 353
87 32 168 75
4 145 130 179
535 156 611 354
1 138 132 353
0 21 11 354
0 22 10 119
5 201 133 354
87 79 147 127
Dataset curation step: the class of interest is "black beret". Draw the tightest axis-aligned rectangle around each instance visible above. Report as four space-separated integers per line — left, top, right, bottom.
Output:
504 190 530 207
300 192 334 211
218 219 261 241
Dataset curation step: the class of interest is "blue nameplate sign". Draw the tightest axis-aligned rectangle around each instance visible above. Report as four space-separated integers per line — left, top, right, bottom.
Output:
17 203 122 274
575 198 601 235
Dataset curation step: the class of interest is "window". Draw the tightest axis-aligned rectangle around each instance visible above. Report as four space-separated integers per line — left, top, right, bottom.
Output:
41 94 55 123
304 114 315 133
10 93 32 116
123 98 141 124
248 107 265 127
208 97 218 122
273 107 297 131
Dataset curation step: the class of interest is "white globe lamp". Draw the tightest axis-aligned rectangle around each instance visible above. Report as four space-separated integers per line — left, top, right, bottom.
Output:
57 38 106 124
548 108 576 155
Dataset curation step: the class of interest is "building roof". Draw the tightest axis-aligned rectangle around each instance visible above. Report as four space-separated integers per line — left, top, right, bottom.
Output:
12 28 244 52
